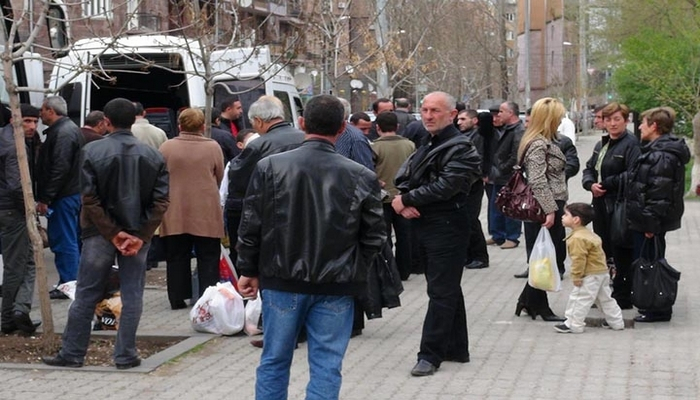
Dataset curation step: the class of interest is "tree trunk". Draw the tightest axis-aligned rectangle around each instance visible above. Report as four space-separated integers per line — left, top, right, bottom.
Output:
691 111 700 197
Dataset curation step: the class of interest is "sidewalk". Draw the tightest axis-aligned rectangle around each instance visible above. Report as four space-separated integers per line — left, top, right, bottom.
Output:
2 132 699 399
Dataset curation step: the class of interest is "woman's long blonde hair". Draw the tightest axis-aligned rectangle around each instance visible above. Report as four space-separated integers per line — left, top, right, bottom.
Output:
517 97 566 161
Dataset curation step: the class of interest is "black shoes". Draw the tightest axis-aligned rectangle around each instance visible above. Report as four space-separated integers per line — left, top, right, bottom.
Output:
49 288 69 300
634 313 672 323
170 300 187 310
42 354 84 368
116 358 142 370
13 311 40 334
514 269 529 279
540 314 566 322
410 359 437 377
464 260 489 270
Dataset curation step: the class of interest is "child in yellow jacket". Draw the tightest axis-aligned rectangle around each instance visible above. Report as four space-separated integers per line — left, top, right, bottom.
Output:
554 203 624 333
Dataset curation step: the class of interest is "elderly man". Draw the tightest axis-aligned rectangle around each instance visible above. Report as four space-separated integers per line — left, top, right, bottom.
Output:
226 96 304 264
392 91 481 377
237 95 385 399
37 96 85 299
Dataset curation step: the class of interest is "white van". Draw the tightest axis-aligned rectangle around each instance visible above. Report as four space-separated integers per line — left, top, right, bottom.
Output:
48 35 303 137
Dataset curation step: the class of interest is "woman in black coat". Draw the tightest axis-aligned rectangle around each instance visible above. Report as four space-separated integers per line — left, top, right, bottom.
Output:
581 102 640 310
625 107 690 322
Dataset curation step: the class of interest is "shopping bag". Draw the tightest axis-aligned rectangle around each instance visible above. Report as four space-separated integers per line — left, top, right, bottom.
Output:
631 238 681 310
219 244 239 291
244 294 263 336
528 228 561 292
190 281 244 335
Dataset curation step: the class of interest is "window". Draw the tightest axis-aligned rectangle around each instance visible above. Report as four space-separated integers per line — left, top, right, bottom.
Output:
273 90 293 122
506 30 515 41
504 13 515 22
83 0 112 17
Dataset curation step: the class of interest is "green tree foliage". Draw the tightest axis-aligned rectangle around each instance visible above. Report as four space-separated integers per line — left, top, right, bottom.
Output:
607 0 700 135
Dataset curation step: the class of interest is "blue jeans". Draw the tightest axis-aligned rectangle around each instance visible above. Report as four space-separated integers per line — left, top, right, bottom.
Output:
256 289 353 400
47 194 81 283
488 184 522 243
59 234 149 365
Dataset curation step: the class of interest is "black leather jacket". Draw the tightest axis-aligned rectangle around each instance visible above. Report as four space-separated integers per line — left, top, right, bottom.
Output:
488 120 525 185
80 130 169 242
0 125 24 211
553 133 580 181
395 125 481 213
226 122 304 211
36 117 84 204
582 130 640 211
625 134 690 234
237 139 386 296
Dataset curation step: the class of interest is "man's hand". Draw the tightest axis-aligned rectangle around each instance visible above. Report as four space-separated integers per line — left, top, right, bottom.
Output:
111 231 144 256
36 202 48 216
391 194 405 214
400 206 421 219
573 280 583 287
591 183 607 198
644 232 654 239
238 276 259 299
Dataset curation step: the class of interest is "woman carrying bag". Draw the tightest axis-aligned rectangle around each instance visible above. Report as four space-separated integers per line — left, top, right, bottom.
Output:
625 107 690 322
514 98 568 321
581 102 640 310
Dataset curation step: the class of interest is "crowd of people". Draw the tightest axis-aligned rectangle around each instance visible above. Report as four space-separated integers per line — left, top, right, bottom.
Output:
0 87 690 398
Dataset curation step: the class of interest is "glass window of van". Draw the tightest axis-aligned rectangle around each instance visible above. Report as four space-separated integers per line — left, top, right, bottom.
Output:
214 80 265 130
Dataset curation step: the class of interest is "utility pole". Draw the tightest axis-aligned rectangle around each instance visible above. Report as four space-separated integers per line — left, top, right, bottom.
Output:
375 0 389 98
524 0 531 109
579 0 588 136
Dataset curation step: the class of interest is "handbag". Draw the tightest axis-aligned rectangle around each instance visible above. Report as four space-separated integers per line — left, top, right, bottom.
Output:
495 142 546 224
609 180 632 248
631 237 681 310
528 228 561 292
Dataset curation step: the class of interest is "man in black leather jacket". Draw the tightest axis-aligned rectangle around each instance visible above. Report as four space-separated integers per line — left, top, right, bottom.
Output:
226 96 304 264
392 91 481 377
43 98 169 369
36 96 85 297
236 95 385 399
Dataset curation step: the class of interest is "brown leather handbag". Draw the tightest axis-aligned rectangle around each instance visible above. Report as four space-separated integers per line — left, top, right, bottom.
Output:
495 142 546 224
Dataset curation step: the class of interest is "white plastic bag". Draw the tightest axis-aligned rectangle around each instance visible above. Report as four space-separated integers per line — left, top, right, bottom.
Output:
244 294 263 336
190 281 244 335
528 228 561 292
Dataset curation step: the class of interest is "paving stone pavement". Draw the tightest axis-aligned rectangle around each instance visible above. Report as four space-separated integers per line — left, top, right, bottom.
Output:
2 132 699 399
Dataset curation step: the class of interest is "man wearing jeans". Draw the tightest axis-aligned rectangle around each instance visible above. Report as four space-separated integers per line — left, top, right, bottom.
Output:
36 96 84 299
42 98 169 369
237 95 385 400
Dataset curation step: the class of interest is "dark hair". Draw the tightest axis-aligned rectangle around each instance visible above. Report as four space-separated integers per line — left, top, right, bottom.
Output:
505 101 520 116
105 98 137 129
349 112 371 124
488 105 500 114
376 111 398 132
525 107 532 116
236 128 257 144
455 101 466 113
565 203 595 226
477 111 494 137
210 108 222 124
20 104 40 118
303 95 344 136
84 110 104 127
593 104 608 113
219 96 240 112
372 98 392 113
133 102 144 115
460 109 478 119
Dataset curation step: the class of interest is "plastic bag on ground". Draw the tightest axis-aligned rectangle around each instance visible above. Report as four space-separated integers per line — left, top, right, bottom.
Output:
190 281 244 335
528 228 561 292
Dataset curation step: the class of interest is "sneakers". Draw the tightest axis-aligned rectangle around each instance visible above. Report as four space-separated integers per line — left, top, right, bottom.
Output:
49 288 69 300
500 240 518 249
602 321 624 330
554 323 573 333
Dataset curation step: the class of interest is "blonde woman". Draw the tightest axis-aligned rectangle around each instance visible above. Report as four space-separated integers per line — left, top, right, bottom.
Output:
513 98 568 321
160 108 225 310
